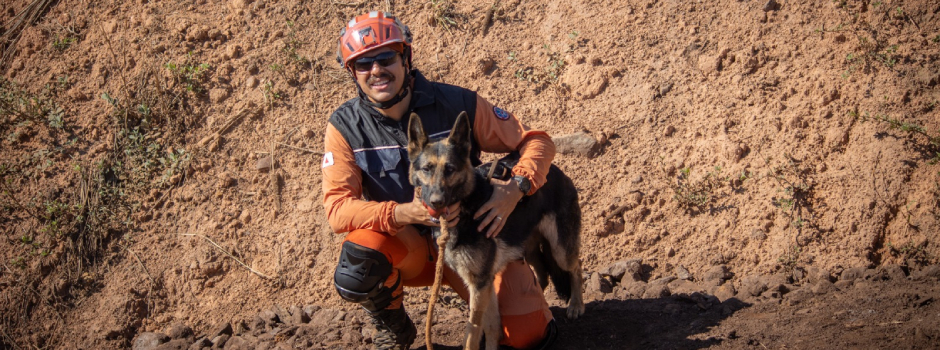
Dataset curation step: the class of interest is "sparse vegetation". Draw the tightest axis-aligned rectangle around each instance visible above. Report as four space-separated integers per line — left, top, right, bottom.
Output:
428 0 459 31
166 54 212 94
663 161 730 213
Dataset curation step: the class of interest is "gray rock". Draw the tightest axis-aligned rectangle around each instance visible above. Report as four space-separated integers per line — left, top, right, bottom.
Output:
222 335 250 350
211 334 230 349
676 265 692 280
784 287 815 306
289 305 311 324
553 132 600 157
839 267 867 282
762 0 777 11
587 273 613 294
650 276 677 286
741 275 768 296
153 339 190 350
255 156 273 172
600 259 643 283
167 323 194 340
703 265 733 284
643 284 671 299
834 280 854 290
209 323 233 338
811 280 835 295
133 332 170 350
303 305 321 321
805 266 832 284
714 283 736 302
188 337 211 350
271 305 292 325
616 281 648 299
877 264 907 281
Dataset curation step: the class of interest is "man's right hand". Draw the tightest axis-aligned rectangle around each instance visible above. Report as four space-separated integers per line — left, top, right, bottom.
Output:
394 200 460 228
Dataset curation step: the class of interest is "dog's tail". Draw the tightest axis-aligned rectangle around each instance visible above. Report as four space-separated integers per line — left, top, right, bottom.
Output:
542 247 574 302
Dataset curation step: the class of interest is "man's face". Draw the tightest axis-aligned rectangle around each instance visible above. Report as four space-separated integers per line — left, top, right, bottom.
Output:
353 47 407 104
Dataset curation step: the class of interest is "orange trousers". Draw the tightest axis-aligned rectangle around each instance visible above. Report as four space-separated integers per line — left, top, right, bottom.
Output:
344 226 553 349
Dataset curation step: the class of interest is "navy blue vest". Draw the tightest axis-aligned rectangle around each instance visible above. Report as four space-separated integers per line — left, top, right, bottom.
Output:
329 71 481 204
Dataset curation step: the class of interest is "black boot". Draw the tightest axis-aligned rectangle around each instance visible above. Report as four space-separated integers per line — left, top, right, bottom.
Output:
369 307 417 350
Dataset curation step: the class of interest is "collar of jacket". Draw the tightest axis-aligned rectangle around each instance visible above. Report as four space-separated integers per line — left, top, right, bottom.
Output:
356 70 435 124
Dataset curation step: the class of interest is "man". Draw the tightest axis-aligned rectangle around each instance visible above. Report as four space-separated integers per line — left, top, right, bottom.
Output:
322 11 557 350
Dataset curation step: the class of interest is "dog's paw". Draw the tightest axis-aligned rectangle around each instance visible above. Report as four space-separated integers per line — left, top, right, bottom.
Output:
566 300 585 320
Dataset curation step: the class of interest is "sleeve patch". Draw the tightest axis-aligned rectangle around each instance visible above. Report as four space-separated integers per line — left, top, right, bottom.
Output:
321 152 334 168
493 106 511 120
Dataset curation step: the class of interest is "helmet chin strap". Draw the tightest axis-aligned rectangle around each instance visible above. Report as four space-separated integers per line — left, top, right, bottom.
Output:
357 71 413 110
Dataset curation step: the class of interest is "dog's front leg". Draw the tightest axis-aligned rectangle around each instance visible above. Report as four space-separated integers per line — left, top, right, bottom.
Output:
481 284 500 350
464 281 500 350
464 284 487 350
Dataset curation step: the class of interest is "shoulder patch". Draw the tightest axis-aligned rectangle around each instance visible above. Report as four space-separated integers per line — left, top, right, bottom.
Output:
321 152 334 168
493 106 511 121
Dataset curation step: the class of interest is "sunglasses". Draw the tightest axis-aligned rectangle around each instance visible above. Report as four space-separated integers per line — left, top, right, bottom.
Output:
352 51 401 72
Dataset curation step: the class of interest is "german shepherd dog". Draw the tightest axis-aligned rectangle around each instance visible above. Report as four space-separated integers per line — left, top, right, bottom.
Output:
407 112 584 350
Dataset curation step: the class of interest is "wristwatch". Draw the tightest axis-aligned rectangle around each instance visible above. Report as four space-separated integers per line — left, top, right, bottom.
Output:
512 175 531 196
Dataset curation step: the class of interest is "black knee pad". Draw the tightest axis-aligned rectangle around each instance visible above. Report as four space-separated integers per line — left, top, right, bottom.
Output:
334 241 400 312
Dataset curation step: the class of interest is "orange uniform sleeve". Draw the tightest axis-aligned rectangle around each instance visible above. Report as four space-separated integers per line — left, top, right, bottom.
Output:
321 124 405 234
472 96 556 195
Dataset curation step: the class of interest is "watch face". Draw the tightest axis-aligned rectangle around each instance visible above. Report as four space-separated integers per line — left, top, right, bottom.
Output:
514 176 531 194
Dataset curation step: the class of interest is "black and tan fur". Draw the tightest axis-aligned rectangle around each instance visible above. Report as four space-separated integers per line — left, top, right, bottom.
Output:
407 111 584 350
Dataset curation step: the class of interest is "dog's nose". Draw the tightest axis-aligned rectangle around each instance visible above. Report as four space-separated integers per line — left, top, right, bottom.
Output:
429 194 444 208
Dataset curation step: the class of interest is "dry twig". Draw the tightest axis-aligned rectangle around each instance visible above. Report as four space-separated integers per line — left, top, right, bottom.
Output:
180 233 273 279
276 142 323 155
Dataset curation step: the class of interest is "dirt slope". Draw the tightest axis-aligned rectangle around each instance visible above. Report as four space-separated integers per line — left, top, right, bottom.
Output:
1 0 939 349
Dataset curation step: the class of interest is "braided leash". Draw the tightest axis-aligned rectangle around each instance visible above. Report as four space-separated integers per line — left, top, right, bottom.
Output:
425 217 449 350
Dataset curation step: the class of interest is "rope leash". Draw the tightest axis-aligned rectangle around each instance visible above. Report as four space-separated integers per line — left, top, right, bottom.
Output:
425 217 449 350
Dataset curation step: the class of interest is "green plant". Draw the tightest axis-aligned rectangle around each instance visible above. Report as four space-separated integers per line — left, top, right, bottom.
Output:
429 0 459 31
864 114 940 163
665 163 729 212
933 35 940 43
166 55 212 94
778 246 802 271
768 154 815 235
51 34 76 51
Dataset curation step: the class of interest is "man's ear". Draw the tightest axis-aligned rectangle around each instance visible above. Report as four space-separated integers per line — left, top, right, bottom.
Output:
407 113 428 162
447 111 471 158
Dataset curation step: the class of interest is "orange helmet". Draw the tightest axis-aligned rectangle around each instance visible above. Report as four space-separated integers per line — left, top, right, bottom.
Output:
336 11 413 72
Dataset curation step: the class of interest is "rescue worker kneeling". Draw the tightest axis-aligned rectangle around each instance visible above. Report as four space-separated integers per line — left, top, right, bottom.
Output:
322 11 557 350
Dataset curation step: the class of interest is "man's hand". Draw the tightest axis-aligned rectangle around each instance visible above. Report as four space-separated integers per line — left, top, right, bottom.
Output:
474 178 524 238
395 198 460 228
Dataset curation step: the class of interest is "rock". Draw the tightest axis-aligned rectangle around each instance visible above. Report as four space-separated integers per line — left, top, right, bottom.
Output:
714 283 736 302
617 281 648 298
631 175 643 184
784 287 815 306
876 264 907 281
912 265 940 281
741 275 767 296
289 305 311 324
211 334 230 348
209 323 233 338
303 305 320 320
166 323 194 340
271 305 293 325
811 280 834 295
663 125 676 137
153 339 189 350
650 276 676 286
762 0 777 11
259 309 279 326
698 53 722 74
587 273 613 294
238 211 251 224
188 337 211 350
676 265 692 280
310 309 340 328
221 335 250 350
667 279 700 295
255 156 273 172
600 259 644 283
839 267 867 282
805 266 832 284
702 265 733 284
133 332 170 350
642 284 671 299
834 280 854 290
553 132 600 157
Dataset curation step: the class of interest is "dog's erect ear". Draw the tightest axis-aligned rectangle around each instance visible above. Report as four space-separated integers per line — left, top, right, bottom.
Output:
407 113 429 162
447 111 472 158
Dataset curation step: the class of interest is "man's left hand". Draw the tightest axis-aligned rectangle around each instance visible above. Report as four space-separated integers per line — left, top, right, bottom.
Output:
473 177 524 238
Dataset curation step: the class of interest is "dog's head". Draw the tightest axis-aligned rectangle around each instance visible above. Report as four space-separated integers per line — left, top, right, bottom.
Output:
407 111 476 213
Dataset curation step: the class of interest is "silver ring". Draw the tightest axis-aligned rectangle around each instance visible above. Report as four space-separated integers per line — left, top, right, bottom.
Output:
430 217 440 224
496 216 502 221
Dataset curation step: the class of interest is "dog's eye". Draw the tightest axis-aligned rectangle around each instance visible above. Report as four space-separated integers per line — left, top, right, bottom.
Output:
444 165 455 176
421 164 432 173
